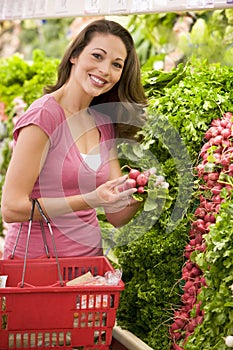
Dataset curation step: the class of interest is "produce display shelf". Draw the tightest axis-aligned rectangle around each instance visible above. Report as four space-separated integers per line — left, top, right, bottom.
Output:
0 0 233 21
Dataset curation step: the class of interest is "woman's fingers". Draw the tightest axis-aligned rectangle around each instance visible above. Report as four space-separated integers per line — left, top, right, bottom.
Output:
82 175 137 210
119 187 137 199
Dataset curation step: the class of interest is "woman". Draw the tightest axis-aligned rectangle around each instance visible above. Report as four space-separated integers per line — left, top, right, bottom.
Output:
1 19 148 259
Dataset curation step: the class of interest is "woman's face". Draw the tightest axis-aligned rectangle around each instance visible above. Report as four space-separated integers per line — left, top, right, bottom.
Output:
70 33 127 98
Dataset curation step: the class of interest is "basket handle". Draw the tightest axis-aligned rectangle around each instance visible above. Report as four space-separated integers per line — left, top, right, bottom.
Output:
20 198 64 288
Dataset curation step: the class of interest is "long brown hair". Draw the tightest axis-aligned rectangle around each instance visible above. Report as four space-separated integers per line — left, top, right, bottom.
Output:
45 19 148 140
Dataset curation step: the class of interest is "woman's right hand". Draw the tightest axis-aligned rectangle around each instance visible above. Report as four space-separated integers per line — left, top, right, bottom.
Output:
82 175 137 213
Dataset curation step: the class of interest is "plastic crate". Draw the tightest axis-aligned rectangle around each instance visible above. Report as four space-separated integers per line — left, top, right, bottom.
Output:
0 256 124 350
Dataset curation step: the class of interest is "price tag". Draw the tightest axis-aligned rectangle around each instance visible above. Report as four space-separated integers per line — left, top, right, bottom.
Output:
186 0 214 7
4 0 14 19
24 0 37 17
0 0 6 18
14 0 24 18
84 0 100 14
4 0 23 19
109 0 128 12
35 0 47 15
131 0 153 12
55 0 71 13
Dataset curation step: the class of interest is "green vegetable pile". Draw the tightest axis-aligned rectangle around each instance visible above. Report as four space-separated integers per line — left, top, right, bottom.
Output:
114 58 233 349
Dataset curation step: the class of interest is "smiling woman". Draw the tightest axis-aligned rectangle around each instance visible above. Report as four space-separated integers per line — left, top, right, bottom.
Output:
1 19 148 260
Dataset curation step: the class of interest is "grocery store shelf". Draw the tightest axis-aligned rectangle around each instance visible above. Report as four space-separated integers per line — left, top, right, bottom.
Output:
111 325 154 350
0 0 233 21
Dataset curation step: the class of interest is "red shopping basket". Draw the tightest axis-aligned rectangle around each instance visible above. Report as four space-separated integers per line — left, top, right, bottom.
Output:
0 256 124 350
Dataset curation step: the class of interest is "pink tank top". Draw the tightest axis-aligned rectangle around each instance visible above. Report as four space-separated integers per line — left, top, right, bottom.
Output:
3 94 115 259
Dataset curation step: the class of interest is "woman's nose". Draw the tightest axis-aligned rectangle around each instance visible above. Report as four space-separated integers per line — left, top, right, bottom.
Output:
98 60 110 75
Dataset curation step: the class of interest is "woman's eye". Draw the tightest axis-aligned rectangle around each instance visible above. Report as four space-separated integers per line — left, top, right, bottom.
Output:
113 62 123 69
92 53 102 59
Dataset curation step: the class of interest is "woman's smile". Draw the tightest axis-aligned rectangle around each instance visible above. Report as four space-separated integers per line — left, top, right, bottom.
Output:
89 73 107 87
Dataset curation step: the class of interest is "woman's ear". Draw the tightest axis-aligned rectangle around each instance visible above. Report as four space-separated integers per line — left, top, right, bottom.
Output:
70 56 77 64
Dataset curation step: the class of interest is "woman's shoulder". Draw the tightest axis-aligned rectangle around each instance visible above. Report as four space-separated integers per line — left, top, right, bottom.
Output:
13 94 65 139
27 94 63 114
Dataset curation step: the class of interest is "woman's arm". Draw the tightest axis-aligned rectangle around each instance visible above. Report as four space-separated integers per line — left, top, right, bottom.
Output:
1 125 136 223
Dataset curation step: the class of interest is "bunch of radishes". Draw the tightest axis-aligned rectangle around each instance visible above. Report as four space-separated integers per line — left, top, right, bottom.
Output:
126 167 151 194
121 165 169 196
170 111 233 349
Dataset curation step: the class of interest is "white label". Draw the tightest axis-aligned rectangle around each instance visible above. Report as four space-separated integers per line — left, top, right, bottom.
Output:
35 0 47 15
0 276 8 288
84 0 100 13
109 0 128 12
186 0 214 7
55 0 71 13
131 0 154 11
24 0 37 16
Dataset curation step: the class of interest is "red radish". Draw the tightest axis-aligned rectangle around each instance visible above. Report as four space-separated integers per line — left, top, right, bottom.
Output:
208 126 220 138
224 111 233 119
222 139 231 148
189 239 197 247
170 322 181 331
211 118 221 126
204 201 215 212
220 118 229 128
126 178 137 188
185 262 194 272
204 131 212 140
192 219 206 233
137 186 145 194
197 243 206 252
200 277 207 286
221 154 231 167
206 180 215 188
181 292 190 303
194 207 206 219
184 281 193 292
187 285 196 296
212 152 222 163
211 135 223 146
211 184 222 195
190 266 201 278
207 172 219 181
212 194 222 204
195 233 203 244
189 229 196 238
129 168 141 180
226 121 233 130
136 173 148 186
204 213 215 223
174 318 186 329
221 128 231 138
173 332 182 341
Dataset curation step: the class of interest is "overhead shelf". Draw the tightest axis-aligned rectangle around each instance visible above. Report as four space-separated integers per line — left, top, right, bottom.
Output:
0 0 233 21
